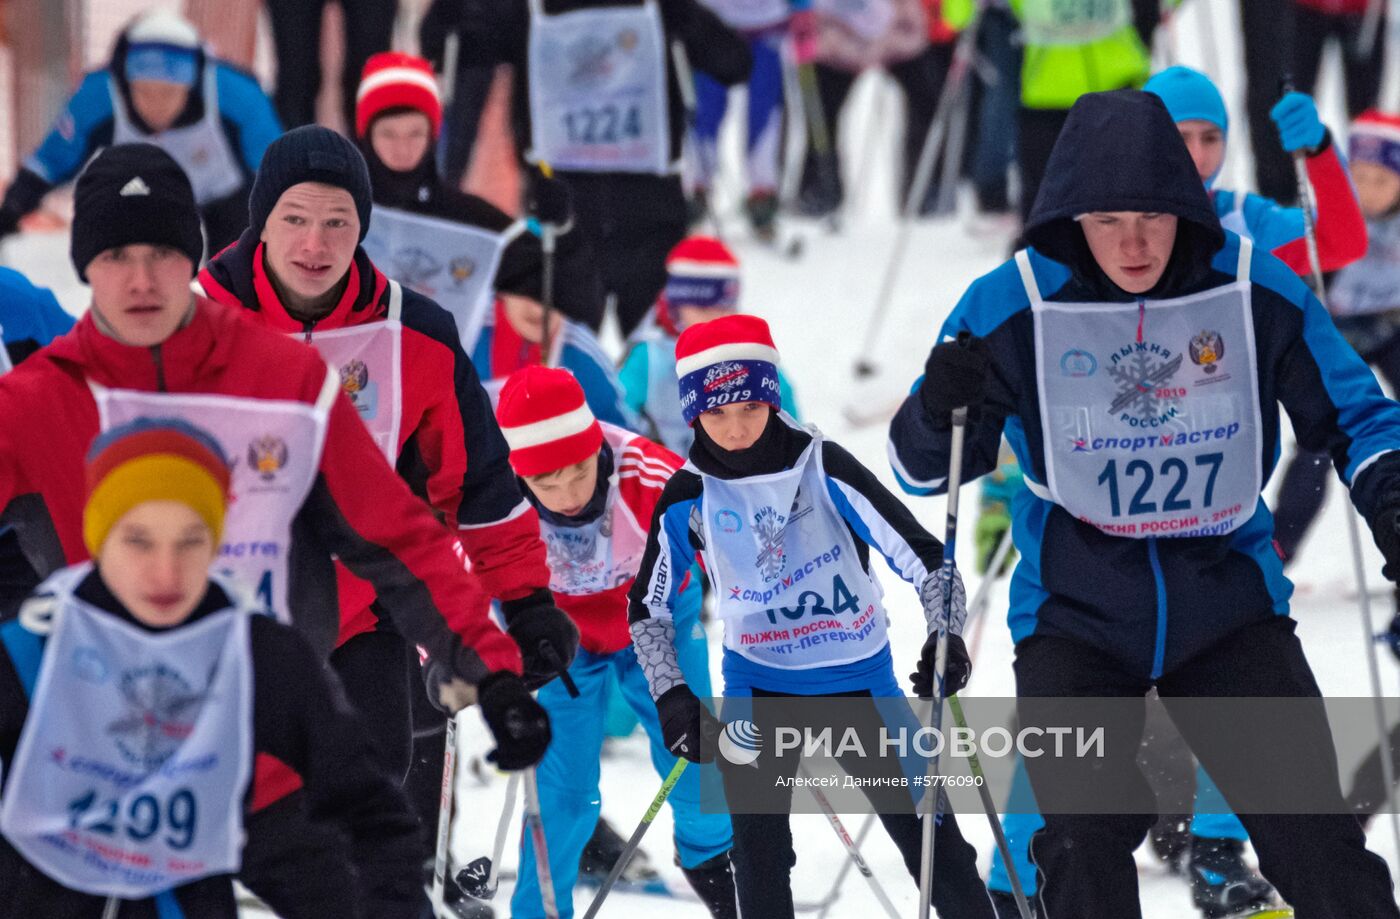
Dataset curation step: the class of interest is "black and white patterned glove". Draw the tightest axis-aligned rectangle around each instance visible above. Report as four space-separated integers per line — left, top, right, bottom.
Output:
918 567 968 635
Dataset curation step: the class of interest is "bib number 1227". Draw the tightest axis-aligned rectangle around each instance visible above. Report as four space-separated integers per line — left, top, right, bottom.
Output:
1095 451 1223 517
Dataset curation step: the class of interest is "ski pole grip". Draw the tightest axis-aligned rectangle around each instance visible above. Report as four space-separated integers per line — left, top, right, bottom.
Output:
538 640 580 698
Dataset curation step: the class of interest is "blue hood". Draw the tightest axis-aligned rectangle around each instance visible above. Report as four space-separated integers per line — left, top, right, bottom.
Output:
1024 90 1225 298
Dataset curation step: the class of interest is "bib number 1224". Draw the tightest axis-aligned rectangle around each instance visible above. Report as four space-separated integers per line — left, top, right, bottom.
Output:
1095 451 1223 517
564 105 642 145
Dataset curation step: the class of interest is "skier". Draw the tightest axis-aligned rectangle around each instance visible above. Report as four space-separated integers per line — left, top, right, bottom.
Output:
0 9 281 253
449 0 753 336
0 417 435 917
0 268 74 370
619 235 800 454
888 88 1400 919
687 0 801 238
1144 64 1367 277
354 51 606 336
0 143 554 914
494 365 736 917
470 276 641 430
628 314 995 918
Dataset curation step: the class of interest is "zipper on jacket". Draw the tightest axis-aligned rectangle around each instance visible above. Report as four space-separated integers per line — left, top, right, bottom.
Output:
302 320 314 344
149 344 167 392
1147 536 1168 679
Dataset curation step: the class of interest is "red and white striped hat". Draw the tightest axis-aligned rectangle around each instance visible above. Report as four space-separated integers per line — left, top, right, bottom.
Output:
1350 110 1400 178
496 365 604 476
674 314 782 425
356 52 442 140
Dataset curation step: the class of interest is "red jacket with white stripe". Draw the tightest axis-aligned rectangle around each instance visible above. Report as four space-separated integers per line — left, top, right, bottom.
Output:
546 424 683 654
199 232 552 645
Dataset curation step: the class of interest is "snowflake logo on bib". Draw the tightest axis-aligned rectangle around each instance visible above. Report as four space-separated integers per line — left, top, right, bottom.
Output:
1106 351 1184 425
568 35 615 87
107 664 206 771
752 506 787 583
546 530 599 592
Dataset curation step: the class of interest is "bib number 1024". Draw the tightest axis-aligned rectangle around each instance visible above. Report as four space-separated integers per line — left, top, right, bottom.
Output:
564 105 642 145
1096 452 1223 517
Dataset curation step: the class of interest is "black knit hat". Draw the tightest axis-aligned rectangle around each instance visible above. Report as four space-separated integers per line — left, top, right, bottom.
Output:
494 231 545 302
71 143 204 282
249 125 373 241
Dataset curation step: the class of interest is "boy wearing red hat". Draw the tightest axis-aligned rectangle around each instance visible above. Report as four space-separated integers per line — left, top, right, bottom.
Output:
496 365 736 919
627 314 993 917
620 236 800 454
354 51 606 338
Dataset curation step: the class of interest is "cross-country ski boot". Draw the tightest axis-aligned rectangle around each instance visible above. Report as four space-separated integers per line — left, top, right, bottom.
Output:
1150 813 1191 873
1189 836 1276 918
679 851 738 919
420 860 495 918
578 816 668 894
744 190 779 243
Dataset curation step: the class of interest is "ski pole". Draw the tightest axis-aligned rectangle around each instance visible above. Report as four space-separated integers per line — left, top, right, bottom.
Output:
523 767 560 919
1284 77 1400 866
949 695 1035 919
536 162 559 364
852 1 985 379
917 400 968 919
456 771 523 900
431 711 461 915
799 765 900 919
810 812 877 918
966 525 1015 663
538 640 580 698
581 757 690 919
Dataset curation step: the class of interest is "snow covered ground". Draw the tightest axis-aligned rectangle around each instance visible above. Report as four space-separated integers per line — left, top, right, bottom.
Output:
8 0 1400 913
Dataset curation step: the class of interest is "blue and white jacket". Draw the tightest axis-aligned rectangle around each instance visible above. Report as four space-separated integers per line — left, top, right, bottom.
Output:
888 89 1400 679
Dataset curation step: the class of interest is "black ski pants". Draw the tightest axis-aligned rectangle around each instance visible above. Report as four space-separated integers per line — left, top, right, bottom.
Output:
265 0 397 131
720 688 995 919
1017 618 1400 919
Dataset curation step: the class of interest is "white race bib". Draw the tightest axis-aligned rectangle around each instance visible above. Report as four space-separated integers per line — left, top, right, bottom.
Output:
814 0 895 41
1023 241 1264 539
700 0 790 32
298 282 405 462
527 0 671 175
700 428 888 670
1018 0 1129 46
362 208 506 355
88 378 336 621
0 565 253 898
111 66 243 205
1332 216 1400 317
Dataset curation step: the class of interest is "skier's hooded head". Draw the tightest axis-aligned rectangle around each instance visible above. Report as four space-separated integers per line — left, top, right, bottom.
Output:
1144 65 1229 186
1024 89 1224 299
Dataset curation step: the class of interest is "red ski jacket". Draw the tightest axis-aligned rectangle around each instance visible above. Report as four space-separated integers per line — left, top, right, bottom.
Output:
200 232 552 645
0 295 522 676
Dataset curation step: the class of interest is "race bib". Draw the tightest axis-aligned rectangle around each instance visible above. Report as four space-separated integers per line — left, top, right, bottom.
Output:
1018 0 1129 45
88 379 335 621
1023 242 1264 539
700 427 888 670
362 208 505 354
0 565 253 898
527 0 671 175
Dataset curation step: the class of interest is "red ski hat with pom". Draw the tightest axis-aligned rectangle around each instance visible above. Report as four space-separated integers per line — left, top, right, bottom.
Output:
664 236 740 312
496 365 604 477
355 52 442 139
674 314 781 426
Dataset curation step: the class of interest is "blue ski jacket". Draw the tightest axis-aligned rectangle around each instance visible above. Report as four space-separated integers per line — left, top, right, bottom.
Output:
888 89 1400 679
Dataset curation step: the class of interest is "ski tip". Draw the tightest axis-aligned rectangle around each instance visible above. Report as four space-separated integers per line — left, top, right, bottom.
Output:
1241 910 1295 918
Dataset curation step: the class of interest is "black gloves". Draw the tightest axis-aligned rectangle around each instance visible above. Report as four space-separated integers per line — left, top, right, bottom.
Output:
918 336 991 427
910 632 972 700
656 684 721 763
478 671 552 770
501 592 580 689
526 167 573 228
1371 504 1400 583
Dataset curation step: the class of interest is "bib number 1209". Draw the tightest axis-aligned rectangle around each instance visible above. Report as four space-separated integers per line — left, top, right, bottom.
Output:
1096 451 1223 517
